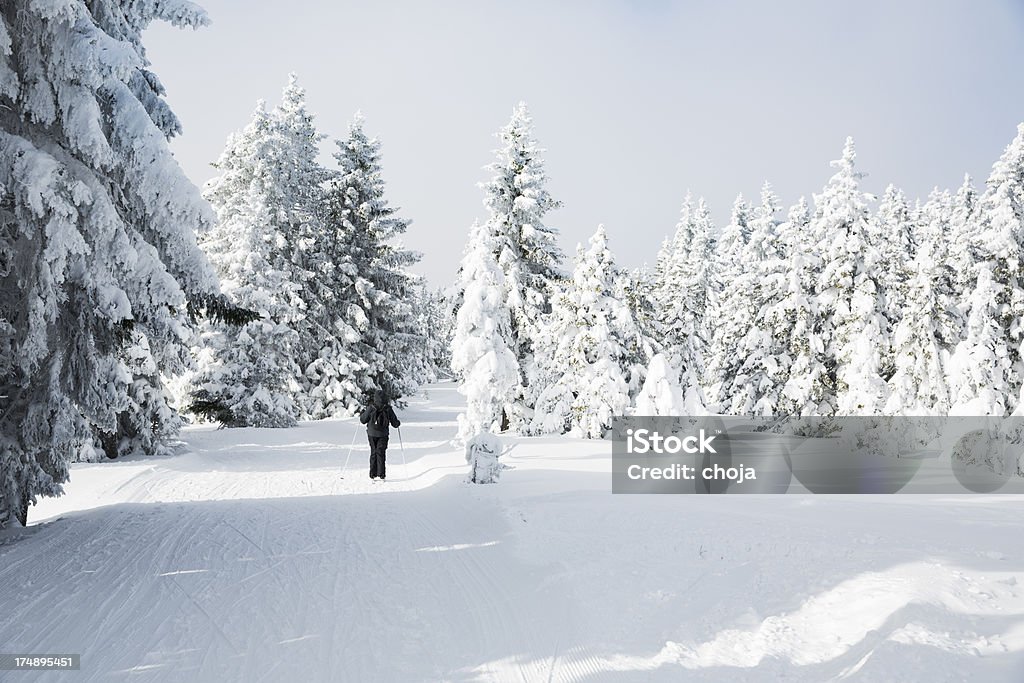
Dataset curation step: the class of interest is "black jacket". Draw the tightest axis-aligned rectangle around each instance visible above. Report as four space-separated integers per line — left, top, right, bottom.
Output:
360 404 401 437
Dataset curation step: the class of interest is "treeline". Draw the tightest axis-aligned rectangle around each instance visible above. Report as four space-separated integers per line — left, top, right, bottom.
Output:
451 105 1024 452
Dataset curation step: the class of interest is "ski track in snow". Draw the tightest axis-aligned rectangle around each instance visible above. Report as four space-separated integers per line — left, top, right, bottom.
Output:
1 382 1023 682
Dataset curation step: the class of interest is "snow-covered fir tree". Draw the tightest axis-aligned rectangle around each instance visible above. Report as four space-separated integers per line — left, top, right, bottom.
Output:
0 0 230 526
266 76 362 418
689 199 718 338
872 184 915 378
653 194 712 404
749 183 783 260
884 210 956 415
874 185 915 276
615 266 659 397
940 127 1024 416
414 286 455 384
475 103 564 430
190 100 307 427
812 138 889 416
272 74 330 275
451 223 519 443
780 219 830 416
947 263 1012 415
748 198 811 416
964 124 1024 414
723 184 787 415
706 194 752 409
111 332 183 458
324 113 425 405
531 226 641 438
916 189 967 349
947 174 981 298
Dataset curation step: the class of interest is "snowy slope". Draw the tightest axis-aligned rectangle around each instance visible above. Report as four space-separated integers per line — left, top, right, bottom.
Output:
1 382 1023 682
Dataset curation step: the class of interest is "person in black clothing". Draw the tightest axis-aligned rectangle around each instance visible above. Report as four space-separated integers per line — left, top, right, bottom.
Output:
359 389 401 480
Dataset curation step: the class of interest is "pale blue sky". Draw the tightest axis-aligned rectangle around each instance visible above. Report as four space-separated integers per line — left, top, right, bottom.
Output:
145 0 1024 286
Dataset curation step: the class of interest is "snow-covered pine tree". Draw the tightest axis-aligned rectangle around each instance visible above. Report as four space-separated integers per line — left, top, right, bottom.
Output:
874 185 915 273
265 76 368 419
527 245 582 436
652 203 685 347
0 0 229 526
691 199 718 332
813 137 888 416
191 101 306 427
745 182 783 262
947 174 980 299
750 198 811 416
412 285 454 384
451 223 520 444
325 113 424 405
872 184 915 379
706 194 752 410
653 235 673 302
531 226 640 438
947 263 1012 415
884 207 956 415
909 191 948 265
653 194 712 403
779 196 834 416
916 189 967 352
112 332 183 458
942 124 1024 417
478 103 564 429
615 266 659 398
272 74 329 272
962 124 1024 414
724 184 787 415
939 177 983 413
290 106 372 419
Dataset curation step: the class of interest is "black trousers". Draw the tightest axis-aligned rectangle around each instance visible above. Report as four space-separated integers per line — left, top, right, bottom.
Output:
369 435 389 479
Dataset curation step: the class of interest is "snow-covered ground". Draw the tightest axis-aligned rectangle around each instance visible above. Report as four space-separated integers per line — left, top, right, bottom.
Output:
2 382 1023 682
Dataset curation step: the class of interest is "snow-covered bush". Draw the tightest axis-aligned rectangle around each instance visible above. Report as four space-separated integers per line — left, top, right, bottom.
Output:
634 354 687 416
465 432 504 484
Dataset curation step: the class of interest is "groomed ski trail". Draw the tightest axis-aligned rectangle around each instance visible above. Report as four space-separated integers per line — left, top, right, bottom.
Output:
2 382 1023 681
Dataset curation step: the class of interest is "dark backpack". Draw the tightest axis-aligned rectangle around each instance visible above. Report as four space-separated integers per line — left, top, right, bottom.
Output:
372 406 389 431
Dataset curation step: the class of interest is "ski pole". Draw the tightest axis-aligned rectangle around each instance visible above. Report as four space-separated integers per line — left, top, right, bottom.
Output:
341 423 359 477
397 426 409 479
